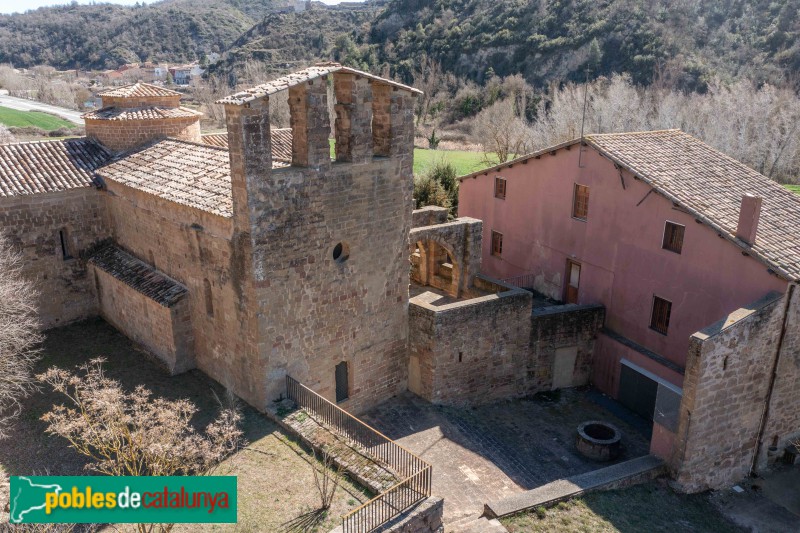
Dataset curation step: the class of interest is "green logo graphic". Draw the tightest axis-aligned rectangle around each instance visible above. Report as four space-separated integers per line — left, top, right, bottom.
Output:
10 476 237 524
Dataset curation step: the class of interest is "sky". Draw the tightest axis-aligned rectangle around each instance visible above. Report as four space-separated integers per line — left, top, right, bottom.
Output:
0 0 360 15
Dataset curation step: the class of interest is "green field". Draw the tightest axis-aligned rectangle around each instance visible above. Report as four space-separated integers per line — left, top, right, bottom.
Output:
0 106 75 130
785 184 800 194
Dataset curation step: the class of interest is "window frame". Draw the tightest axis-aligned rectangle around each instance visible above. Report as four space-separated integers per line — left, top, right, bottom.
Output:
650 295 672 335
491 230 503 256
662 221 685 254
494 176 507 199
572 183 589 221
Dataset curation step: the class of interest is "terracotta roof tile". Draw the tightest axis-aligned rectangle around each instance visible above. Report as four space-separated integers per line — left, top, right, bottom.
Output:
89 244 187 307
0 138 112 197
585 130 800 281
83 106 201 121
98 83 182 98
218 62 421 105
97 139 233 218
201 128 293 162
201 133 229 148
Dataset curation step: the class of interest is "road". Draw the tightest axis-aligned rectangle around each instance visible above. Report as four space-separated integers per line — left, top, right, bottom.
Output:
0 94 84 124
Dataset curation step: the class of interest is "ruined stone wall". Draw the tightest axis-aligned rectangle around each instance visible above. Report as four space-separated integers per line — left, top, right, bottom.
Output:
408 282 533 405
91 265 193 374
101 182 261 404
671 292 786 492
528 304 605 391
0 188 109 328
224 76 416 414
411 206 449 228
756 284 800 469
86 117 201 153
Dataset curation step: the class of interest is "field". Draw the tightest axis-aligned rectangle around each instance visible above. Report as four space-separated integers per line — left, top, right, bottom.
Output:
0 105 75 130
785 184 800 194
500 482 744 533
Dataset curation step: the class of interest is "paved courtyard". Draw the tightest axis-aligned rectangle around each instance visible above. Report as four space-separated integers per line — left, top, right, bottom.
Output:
361 389 650 526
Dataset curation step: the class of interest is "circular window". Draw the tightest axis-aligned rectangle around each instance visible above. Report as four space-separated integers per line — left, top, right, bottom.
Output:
332 242 350 263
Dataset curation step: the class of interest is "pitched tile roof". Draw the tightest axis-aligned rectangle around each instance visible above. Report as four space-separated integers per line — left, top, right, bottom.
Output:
89 244 187 307
584 130 800 281
200 128 293 162
218 62 421 105
96 139 233 218
201 133 228 148
98 83 182 98
83 106 202 121
0 138 113 197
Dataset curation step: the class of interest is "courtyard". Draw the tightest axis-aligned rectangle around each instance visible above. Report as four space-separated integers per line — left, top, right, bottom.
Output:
360 388 651 525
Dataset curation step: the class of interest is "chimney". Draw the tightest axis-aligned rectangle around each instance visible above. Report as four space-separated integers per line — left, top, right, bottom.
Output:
736 194 762 245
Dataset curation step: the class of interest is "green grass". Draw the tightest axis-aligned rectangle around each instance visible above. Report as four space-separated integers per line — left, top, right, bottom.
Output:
501 482 745 533
785 184 800 194
328 139 495 177
0 106 75 130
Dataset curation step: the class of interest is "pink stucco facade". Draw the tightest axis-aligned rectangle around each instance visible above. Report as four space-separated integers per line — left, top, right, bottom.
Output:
458 145 788 395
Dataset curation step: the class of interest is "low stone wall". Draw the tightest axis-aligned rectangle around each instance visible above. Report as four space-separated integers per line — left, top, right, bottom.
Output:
408 278 533 405
91 265 194 374
411 206 449 227
528 304 605 392
670 291 796 492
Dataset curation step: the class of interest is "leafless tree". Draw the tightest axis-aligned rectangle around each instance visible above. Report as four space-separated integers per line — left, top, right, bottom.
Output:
0 125 15 144
0 233 41 439
310 448 342 510
473 98 531 163
412 55 444 125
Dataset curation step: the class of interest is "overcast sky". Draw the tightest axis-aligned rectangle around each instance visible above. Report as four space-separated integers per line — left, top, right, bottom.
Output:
1 0 360 15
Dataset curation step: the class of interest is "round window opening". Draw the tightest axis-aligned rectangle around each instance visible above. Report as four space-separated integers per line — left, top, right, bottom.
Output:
333 242 350 263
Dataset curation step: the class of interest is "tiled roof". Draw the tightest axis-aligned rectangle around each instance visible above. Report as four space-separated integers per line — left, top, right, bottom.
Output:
83 106 202 121
96 139 233 218
218 62 421 105
89 244 187 307
584 130 800 281
98 83 182 98
200 128 293 162
0 138 112 197
201 133 228 148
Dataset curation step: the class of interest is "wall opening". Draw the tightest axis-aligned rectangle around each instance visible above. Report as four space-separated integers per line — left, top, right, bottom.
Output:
204 278 214 317
333 242 350 263
335 361 349 403
59 228 73 260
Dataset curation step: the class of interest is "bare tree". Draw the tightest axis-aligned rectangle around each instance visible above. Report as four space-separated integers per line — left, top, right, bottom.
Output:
473 98 531 163
310 448 342 510
0 125 15 144
0 233 41 439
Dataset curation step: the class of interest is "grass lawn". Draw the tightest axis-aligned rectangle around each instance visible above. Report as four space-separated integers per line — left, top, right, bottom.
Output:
0 318 367 532
0 105 76 130
785 184 800 194
501 481 745 533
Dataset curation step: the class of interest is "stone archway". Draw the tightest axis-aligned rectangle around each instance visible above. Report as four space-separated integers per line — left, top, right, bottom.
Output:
410 239 461 298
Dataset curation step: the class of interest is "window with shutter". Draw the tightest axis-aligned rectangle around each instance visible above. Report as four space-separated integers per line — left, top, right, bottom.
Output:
572 184 589 220
650 296 672 335
662 221 685 254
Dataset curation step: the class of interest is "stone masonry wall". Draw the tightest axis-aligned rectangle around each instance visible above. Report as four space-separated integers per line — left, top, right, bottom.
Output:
671 292 786 492
411 206 449 228
0 188 109 328
528 303 606 391
408 281 533 405
101 181 262 405
92 265 194 374
410 217 482 298
85 116 201 153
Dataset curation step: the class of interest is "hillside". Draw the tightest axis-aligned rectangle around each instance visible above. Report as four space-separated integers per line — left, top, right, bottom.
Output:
368 0 800 91
0 0 274 70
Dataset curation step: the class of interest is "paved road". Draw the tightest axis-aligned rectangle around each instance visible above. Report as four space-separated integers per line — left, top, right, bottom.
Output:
0 94 83 124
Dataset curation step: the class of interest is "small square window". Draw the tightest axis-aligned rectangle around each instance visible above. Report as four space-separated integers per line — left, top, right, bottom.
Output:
662 221 685 254
491 230 503 256
650 296 672 335
573 184 589 220
494 177 507 199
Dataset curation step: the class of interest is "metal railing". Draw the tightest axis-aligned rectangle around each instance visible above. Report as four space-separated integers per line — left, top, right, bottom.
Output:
502 272 538 290
286 376 432 532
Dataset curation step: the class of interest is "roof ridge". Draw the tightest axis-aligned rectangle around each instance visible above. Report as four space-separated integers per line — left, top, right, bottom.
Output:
0 136 92 148
585 128 681 137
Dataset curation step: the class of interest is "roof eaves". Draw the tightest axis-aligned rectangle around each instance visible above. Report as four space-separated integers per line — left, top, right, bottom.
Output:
457 138 581 182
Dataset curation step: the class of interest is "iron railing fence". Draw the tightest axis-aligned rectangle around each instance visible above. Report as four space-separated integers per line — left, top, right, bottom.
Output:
285 376 433 533
502 272 538 290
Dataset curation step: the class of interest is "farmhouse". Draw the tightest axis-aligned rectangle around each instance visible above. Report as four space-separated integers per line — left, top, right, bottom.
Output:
0 62 797 507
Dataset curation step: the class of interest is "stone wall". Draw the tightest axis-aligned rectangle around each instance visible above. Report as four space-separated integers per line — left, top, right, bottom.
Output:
85 116 201 153
670 291 788 492
412 206 449 228
410 217 482 298
91 265 193 373
408 278 533 405
225 74 417 414
0 188 109 328
528 304 605 391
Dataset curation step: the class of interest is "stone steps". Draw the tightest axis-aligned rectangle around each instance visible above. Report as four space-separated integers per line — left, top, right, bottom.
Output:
483 454 665 519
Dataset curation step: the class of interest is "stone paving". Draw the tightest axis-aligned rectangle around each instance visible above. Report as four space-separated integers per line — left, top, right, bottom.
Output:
360 388 651 527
